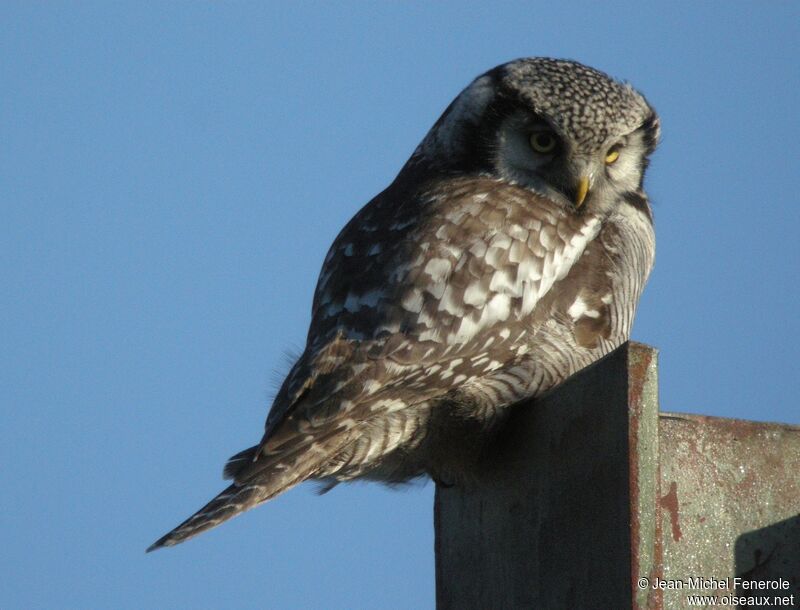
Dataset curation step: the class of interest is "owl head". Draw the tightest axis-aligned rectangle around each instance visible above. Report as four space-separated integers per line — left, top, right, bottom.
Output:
414 58 660 216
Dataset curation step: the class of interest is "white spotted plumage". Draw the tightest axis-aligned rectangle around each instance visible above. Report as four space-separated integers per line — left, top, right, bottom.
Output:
149 57 659 551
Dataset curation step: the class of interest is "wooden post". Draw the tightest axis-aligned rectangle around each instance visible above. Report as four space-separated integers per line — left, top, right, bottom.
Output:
434 342 800 609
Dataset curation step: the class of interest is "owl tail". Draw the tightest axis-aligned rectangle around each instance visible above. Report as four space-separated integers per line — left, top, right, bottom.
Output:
147 446 307 551
147 427 355 551
147 485 261 550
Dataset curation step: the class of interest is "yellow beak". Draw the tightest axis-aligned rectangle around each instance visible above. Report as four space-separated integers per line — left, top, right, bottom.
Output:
575 176 590 208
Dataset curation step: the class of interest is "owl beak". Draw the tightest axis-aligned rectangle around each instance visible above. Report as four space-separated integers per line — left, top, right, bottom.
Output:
574 176 590 208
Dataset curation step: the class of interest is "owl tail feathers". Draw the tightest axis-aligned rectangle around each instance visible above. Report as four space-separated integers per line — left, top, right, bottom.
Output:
147 444 305 552
222 445 259 480
146 481 271 552
148 430 358 551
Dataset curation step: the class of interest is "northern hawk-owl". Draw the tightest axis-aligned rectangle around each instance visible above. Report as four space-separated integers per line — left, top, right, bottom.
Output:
149 57 659 550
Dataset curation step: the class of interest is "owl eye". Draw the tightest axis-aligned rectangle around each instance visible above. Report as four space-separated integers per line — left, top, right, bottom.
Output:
605 146 622 165
529 132 558 154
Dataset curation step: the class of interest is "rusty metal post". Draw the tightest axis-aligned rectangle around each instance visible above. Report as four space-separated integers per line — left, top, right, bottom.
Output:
658 414 800 607
434 342 800 609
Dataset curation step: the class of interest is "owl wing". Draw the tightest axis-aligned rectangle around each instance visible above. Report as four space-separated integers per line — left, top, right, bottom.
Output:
228 176 605 481
149 176 620 550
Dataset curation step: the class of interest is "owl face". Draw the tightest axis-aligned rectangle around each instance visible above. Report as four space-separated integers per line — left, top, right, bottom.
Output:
491 107 656 214
417 58 659 217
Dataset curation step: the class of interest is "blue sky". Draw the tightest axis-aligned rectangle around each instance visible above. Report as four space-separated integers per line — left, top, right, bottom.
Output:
2 3 798 609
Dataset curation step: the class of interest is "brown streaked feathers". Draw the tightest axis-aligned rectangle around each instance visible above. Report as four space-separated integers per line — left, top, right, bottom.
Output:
149 57 658 551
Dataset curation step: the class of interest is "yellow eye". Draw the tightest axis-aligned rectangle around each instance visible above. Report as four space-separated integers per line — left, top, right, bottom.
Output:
530 132 557 154
605 147 621 165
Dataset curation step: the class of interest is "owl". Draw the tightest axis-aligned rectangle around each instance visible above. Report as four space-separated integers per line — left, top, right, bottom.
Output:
149 57 659 551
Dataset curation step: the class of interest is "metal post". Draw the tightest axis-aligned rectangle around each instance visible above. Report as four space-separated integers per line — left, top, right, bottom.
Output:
434 342 800 609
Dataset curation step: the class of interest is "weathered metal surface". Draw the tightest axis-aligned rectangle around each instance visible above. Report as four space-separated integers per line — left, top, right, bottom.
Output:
435 342 659 610
658 413 800 608
435 341 800 609
628 345 662 610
